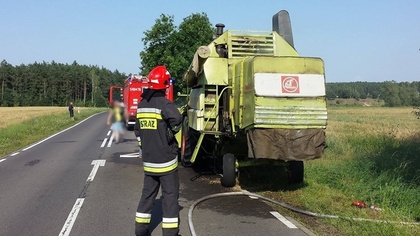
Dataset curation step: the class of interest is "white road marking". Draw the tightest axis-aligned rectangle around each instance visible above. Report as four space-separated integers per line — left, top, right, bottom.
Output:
100 138 108 148
270 211 298 229
249 195 259 199
0 159 6 163
59 198 85 236
86 160 106 182
22 113 103 152
120 153 140 158
107 130 111 136
10 152 20 156
107 133 114 147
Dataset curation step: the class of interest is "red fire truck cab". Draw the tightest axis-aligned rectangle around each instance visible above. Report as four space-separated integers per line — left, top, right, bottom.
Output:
110 75 174 130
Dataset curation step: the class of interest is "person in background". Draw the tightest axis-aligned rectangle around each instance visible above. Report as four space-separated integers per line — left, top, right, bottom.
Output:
68 102 74 120
107 100 125 144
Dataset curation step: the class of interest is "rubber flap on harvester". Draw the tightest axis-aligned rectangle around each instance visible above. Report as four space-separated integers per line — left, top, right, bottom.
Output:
247 129 326 161
272 10 294 48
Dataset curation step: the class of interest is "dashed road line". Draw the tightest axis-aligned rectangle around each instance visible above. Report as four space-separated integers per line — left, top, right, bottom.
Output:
107 130 111 136
86 160 106 182
107 133 114 147
58 198 85 236
0 159 6 163
270 211 298 229
10 152 20 156
100 138 108 148
59 160 106 236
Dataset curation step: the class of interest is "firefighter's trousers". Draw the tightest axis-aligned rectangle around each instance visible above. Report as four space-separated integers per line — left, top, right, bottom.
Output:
135 170 179 236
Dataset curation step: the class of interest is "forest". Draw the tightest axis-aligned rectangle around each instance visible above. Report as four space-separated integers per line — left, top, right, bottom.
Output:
326 82 420 107
0 60 126 107
1 59 419 108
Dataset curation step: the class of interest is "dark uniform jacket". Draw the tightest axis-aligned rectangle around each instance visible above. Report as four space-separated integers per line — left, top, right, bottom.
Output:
134 90 182 176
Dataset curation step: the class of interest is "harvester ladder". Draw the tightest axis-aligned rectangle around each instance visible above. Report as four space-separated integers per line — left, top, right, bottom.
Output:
190 86 232 164
203 85 219 131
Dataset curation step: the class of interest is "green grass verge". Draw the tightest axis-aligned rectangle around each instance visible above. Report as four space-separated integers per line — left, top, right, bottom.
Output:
239 107 420 236
0 108 106 158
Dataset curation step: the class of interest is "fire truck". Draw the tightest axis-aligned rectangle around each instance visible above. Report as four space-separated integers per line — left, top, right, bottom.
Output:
109 75 174 130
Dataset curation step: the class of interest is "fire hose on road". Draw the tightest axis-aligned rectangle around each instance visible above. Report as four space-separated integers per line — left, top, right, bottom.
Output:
188 190 420 236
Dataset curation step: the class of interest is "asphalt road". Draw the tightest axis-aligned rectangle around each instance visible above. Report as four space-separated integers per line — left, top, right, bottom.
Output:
0 112 314 236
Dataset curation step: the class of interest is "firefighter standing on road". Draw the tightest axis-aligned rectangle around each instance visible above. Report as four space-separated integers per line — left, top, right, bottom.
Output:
133 66 182 236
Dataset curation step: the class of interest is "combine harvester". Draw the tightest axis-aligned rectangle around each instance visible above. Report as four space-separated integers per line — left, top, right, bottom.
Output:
180 10 327 187
109 75 174 130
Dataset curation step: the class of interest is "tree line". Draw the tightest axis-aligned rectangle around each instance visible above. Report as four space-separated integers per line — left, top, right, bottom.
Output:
139 13 214 93
0 60 126 107
2 60 419 108
327 81 420 107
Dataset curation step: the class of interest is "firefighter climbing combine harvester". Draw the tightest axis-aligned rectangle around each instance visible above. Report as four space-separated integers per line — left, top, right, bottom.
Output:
180 10 328 187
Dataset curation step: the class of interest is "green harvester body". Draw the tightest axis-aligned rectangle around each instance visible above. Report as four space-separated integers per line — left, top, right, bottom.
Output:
180 10 327 186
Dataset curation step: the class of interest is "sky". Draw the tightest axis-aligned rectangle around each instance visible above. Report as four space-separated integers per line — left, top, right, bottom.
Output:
0 0 419 82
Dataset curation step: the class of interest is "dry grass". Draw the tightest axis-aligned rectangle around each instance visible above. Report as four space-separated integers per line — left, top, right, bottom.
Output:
0 107 79 128
328 107 419 140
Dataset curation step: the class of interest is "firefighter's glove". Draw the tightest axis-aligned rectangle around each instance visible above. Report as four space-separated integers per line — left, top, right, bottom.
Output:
166 127 176 145
178 105 187 116
171 124 181 135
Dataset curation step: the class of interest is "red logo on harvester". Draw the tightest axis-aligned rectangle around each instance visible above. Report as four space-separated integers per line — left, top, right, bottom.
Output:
281 76 300 93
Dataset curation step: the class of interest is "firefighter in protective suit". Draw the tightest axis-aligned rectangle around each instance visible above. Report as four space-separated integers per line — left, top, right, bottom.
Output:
133 66 182 236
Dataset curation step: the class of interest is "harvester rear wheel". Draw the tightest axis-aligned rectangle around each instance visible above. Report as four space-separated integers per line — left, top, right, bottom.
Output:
288 161 304 184
180 117 192 166
221 153 236 187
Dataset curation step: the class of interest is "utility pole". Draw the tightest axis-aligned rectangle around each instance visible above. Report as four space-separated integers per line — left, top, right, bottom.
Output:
83 79 86 107
1 79 4 101
91 74 94 106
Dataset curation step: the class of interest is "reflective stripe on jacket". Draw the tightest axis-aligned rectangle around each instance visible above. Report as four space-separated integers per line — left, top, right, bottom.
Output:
134 91 182 176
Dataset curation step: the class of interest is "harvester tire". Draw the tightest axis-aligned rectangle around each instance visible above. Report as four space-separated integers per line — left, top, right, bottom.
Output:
288 161 304 184
221 153 236 187
180 117 192 166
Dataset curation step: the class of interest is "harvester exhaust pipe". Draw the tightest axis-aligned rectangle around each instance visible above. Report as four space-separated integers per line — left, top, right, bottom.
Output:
215 23 225 37
272 10 294 48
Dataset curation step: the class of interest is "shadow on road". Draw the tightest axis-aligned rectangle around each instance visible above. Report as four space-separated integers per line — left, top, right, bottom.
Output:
238 164 307 192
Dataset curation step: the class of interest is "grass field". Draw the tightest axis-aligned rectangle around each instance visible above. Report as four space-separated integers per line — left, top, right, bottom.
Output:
0 107 106 157
239 107 420 236
0 107 68 128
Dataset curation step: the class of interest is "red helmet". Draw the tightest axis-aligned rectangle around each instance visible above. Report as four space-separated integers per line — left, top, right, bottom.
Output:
147 66 171 90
